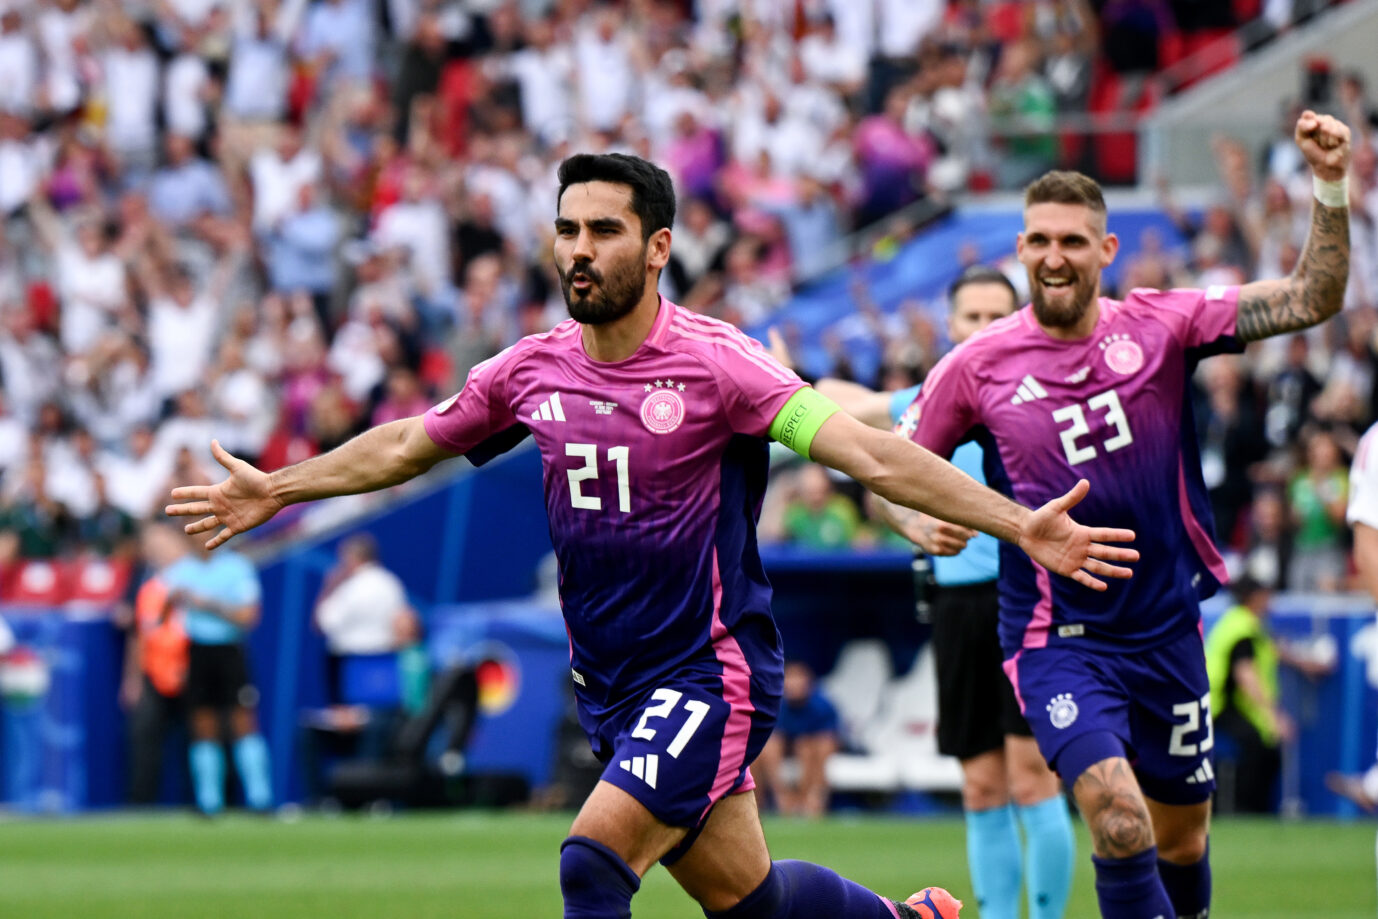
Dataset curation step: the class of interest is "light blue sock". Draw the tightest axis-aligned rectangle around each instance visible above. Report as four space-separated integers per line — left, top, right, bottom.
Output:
189 740 225 815
1018 796 1075 919
232 734 273 811
966 804 1023 919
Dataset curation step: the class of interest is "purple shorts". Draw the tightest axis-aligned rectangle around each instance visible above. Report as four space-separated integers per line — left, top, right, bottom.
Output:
590 657 780 830
1004 627 1216 804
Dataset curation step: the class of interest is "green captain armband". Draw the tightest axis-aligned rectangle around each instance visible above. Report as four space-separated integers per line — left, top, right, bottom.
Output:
769 387 841 460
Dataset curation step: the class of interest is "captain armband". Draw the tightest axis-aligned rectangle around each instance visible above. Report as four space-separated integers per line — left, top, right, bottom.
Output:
769 387 842 461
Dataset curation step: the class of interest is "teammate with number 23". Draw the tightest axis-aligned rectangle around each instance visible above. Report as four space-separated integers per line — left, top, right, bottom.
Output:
167 153 1138 919
890 111 1351 919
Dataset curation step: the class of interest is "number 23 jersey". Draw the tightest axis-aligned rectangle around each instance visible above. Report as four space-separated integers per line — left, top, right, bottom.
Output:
423 299 805 724
903 286 1243 655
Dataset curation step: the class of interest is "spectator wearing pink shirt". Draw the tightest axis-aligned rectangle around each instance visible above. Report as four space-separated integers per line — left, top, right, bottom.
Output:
853 87 934 226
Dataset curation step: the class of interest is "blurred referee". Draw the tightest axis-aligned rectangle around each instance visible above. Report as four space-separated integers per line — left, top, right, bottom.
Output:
161 531 272 815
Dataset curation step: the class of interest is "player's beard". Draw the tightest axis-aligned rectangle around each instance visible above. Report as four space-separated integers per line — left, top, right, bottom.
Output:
559 245 648 326
1029 268 1099 330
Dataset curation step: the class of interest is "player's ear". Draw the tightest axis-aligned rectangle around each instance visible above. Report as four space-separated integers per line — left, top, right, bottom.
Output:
647 227 672 271
1100 231 1119 268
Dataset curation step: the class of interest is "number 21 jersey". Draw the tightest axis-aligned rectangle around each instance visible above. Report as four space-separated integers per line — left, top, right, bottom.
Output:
904 287 1243 655
423 299 805 728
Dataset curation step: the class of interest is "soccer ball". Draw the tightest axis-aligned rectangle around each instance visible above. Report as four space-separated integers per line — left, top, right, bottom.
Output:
905 886 962 919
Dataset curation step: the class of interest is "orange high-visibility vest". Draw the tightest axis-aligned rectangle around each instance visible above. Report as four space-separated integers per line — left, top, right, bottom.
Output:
135 577 188 698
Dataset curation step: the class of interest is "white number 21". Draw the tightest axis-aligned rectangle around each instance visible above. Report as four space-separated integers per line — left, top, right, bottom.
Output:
631 688 712 758
566 443 631 513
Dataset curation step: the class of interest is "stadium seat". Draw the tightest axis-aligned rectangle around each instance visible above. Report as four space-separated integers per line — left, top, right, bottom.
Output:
0 559 72 607
326 662 527 809
67 557 134 610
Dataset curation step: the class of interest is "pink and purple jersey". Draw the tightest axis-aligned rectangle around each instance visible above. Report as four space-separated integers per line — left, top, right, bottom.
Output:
907 286 1243 655
424 298 805 733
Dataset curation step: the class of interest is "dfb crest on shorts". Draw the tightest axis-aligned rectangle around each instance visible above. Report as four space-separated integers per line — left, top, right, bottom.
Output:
1046 692 1078 729
640 380 686 434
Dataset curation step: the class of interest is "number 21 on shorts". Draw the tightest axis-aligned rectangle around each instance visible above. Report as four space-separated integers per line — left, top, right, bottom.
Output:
632 688 711 758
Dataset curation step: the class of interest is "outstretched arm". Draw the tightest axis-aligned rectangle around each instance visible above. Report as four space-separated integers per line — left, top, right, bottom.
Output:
166 416 457 549
808 411 1137 590
1235 110 1351 342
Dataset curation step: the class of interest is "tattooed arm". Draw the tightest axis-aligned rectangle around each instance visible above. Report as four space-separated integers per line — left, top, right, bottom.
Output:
1235 110 1352 343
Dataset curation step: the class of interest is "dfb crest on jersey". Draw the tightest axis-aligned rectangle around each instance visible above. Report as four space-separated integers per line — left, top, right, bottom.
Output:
640 380 686 434
1100 333 1144 375
1046 692 1078 729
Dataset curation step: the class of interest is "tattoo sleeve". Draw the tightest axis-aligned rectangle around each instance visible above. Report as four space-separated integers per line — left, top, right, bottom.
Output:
1235 199 1350 342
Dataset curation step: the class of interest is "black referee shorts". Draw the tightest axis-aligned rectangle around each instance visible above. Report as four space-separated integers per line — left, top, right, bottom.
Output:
186 643 259 711
930 580 1031 760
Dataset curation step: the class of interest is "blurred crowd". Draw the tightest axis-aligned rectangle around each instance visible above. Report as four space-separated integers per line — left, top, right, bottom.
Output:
0 0 1343 574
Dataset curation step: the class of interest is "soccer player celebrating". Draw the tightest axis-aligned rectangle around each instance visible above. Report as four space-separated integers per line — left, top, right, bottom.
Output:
892 111 1351 919
168 153 1137 919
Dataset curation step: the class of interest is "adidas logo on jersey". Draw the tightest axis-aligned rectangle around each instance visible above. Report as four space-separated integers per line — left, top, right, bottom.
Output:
531 392 567 422
618 754 659 789
1184 758 1216 785
1009 375 1049 405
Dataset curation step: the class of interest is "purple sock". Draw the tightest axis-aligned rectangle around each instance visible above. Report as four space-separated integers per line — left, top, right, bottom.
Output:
1156 845 1210 919
560 836 640 919
1092 847 1175 919
705 860 901 918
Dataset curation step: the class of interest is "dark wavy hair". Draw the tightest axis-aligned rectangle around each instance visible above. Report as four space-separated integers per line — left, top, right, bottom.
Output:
556 153 676 241
1024 170 1107 232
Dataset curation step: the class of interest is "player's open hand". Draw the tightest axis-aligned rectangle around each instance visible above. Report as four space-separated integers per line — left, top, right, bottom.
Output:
165 440 282 550
1294 110 1351 182
1017 479 1138 591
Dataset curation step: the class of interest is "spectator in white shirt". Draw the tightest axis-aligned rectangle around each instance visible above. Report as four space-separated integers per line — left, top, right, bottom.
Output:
315 532 419 671
26 194 128 356
163 28 213 141
249 122 322 234
0 307 61 426
0 389 29 486
136 258 226 403
100 17 161 173
0 111 40 216
208 336 277 465
0 9 38 116
502 14 574 147
36 0 90 115
372 166 452 328
799 14 867 100
573 6 639 134
99 424 175 521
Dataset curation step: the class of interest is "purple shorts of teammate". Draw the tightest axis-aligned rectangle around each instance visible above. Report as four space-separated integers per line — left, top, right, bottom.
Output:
1004 626 1216 805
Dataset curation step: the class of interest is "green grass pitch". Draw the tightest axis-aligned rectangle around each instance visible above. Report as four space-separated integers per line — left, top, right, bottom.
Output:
0 812 1371 918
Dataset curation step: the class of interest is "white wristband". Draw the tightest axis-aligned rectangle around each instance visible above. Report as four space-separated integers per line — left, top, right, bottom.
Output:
1313 174 1349 208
